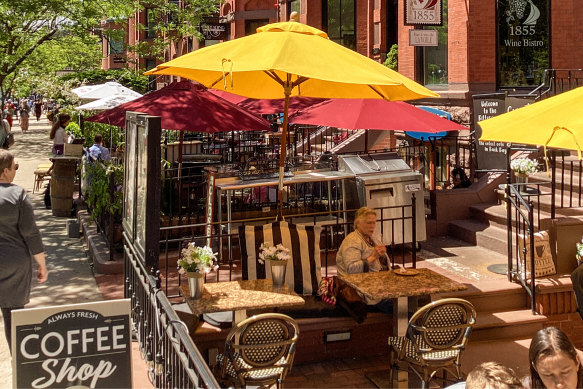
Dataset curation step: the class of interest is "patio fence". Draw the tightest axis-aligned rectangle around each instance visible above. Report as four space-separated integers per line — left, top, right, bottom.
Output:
124 233 220 389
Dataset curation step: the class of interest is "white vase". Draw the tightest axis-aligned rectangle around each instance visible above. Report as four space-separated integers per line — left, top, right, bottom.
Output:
186 272 204 299
269 260 288 287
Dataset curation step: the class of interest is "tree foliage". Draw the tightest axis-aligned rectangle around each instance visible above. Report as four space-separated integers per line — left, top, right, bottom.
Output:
0 0 133 103
129 0 219 61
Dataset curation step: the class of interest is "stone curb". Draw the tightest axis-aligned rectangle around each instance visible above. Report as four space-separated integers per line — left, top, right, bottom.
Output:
78 210 123 274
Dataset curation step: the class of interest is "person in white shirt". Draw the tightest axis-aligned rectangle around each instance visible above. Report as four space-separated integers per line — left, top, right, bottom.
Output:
87 134 111 162
49 113 70 156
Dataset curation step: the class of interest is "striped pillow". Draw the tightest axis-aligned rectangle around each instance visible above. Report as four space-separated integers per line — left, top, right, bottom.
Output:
239 221 322 295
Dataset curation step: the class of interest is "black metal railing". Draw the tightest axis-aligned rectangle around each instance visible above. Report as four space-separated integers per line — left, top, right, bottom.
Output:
531 69 583 100
157 199 418 296
124 235 220 389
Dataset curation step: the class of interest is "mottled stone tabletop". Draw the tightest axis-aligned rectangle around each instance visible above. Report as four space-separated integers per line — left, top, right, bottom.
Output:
180 279 305 316
339 268 467 302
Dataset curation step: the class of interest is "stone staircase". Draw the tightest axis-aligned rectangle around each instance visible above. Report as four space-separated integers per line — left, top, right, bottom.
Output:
434 154 583 350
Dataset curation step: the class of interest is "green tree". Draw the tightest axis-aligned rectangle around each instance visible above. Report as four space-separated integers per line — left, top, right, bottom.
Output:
128 0 219 63
383 44 398 71
0 0 133 105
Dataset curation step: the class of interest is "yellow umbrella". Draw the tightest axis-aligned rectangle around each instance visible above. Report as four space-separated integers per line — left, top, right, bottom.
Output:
478 86 583 159
146 20 439 217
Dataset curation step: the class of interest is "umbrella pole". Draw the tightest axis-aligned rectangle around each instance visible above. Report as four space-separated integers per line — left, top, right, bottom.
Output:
277 85 292 221
178 131 184 218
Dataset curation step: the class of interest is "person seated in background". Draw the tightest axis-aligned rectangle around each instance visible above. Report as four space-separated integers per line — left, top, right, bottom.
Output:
87 134 111 162
524 326 583 389
336 206 387 278
336 207 390 312
449 167 472 189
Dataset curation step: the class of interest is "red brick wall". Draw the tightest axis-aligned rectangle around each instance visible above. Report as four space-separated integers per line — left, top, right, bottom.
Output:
397 1 416 80
544 313 583 349
466 0 496 88
551 0 583 68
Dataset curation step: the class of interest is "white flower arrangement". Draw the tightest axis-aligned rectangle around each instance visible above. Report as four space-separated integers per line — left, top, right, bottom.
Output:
178 243 218 274
511 158 538 175
258 242 291 264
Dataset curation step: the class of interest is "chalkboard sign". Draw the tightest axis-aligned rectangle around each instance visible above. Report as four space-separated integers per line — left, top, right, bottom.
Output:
473 93 509 170
12 300 131 389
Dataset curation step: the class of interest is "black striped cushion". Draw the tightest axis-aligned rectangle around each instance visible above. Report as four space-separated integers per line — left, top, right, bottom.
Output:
239 222 322 295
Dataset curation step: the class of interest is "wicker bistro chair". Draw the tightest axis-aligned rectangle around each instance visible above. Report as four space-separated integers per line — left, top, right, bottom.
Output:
387 298 477 389
217 313 300 389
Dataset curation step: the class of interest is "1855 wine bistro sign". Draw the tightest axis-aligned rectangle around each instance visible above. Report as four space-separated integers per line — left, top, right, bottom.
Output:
405 0 442 26
498 0 549 87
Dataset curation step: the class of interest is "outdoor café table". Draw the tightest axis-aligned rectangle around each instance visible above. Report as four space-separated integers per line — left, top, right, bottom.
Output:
180 279 305 325
339 268 467 388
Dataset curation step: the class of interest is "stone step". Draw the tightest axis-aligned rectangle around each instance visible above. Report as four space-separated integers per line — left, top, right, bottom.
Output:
435 278 527 312
469 203 508 229
462 337 532 377
448 219 510 256
471 309 546 342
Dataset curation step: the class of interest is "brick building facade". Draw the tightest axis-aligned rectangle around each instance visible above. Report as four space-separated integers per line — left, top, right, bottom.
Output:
102 0 583 119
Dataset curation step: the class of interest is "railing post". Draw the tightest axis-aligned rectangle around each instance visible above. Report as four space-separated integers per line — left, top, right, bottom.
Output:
506 148 513 282
551 150 556 219
528 201 536 314
109 170 115 261
411 193 417 268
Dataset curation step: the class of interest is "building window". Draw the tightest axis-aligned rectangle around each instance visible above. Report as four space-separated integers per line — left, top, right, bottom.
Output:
288 0 300 16
374 23 380 46
422 0 448 87
146 9 156 39
323 0 356 51
497 0 549 87
245 19 269 35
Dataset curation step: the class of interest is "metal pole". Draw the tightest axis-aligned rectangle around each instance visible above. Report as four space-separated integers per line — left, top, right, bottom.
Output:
277 82 292 221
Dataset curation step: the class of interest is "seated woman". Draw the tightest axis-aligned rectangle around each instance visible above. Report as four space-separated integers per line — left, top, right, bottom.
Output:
449 167 472 189
524 326 583 389
336 206 388 307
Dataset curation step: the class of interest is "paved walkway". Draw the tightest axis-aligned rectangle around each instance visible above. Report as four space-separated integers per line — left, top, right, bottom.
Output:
0 119 152 388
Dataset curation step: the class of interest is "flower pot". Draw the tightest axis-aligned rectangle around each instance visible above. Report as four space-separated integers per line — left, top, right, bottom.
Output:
269 259 288 287
186 272 204 299
515 172 529 193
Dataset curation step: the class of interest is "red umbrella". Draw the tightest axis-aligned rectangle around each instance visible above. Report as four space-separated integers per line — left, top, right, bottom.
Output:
288 99 467 133
85 80 271 132
237 97 328 115
208 89 249 105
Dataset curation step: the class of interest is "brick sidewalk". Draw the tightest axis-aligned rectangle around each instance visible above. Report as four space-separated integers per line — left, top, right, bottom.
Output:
0 120 153 389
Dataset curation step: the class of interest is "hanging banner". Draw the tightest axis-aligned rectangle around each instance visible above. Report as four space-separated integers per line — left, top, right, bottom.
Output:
12 300 132 389
405 0 443 26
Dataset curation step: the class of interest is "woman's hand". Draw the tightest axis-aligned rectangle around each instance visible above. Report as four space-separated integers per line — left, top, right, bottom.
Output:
368 245 387 263
37 264 49 283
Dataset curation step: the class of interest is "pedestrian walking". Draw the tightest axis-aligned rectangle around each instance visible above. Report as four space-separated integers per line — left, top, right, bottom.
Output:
0 113 10 149
0 150 49 353
33 100 42 121
4 100 15 129
19 101 31 133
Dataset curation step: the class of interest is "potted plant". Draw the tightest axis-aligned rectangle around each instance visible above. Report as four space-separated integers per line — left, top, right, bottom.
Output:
511 157 538 193
258 242 291 287
179 243 218 299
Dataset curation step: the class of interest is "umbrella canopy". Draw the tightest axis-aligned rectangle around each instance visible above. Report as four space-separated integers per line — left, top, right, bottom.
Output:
145 20 439 216
75 94 141 111
71 84 102 97
73 82 143 100
478 86 583 157
146 21 437 101
288 99 466 133
208 89 248 105
238 97 327 115
85 80 271 132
